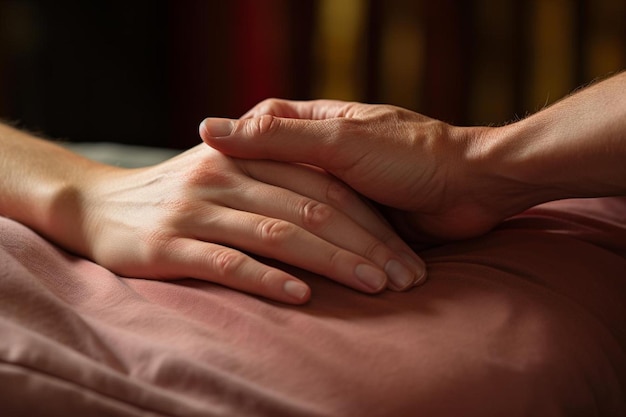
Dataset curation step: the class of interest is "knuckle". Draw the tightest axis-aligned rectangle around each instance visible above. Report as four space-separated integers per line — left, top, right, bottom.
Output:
325 180 355 209
327 247 345 272
248 114 279 137
379 229 401 248
142 230 172 260
187 168 235 188
299 199 333 230
182 159 239 188
138 232 184 276
332 117 362 137
319 119 365 170
257 97 283 113
256 269 277 292
257 218 294 246
362 239 386 261
160 197 198 218
210 249 244 278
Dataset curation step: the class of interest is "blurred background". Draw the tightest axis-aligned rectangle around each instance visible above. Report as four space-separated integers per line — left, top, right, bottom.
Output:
0 0 624 149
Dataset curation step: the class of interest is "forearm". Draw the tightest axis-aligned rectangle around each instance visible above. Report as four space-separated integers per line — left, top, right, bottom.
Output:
485 72 626 207
0 123 115 253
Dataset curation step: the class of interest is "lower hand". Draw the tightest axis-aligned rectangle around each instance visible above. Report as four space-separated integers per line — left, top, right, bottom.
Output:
68 144 425 304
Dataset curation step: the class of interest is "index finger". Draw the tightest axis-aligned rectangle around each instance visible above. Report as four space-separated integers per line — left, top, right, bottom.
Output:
241 99 355 120
199 114 364 175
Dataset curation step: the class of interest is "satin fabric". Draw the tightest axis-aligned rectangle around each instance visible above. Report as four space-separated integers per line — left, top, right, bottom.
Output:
1 198 625 416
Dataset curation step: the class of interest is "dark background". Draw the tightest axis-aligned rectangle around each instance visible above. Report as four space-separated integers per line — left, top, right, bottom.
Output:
0 0 624 149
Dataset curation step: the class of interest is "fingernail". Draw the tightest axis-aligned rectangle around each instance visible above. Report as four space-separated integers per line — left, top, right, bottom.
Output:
384 259 415 290
283 280 309 301
202 118 234 137
399 252 427 286
414 268 427 286
355 264 387 292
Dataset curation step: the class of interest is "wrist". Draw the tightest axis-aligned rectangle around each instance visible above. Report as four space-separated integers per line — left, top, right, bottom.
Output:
455 123 563 218
43 160 121 258
396 123 551 241
491 74 626 202
489 113 625 204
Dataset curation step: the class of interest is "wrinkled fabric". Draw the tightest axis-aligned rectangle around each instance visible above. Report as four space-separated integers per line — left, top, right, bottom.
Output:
1 198 625 417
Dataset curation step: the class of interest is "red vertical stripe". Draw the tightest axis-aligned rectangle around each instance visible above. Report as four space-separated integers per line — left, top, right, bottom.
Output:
231 0 287 116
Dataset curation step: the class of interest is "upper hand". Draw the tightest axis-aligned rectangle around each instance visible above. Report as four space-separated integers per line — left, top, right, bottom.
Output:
72 144 426 304
200 99 523 242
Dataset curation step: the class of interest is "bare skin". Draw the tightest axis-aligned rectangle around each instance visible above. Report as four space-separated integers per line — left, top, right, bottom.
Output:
200 72 626 243
0 124 426 304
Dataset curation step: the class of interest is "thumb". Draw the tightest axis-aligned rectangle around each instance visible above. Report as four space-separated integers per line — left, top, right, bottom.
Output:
199 115 358 172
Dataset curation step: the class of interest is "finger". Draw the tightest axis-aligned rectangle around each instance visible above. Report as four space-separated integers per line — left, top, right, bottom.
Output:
223 178 418 290
189 207 388 294
157 238 311 305
240 159 396 241
199 114 361 174
240 98 353 120
234 160 427 288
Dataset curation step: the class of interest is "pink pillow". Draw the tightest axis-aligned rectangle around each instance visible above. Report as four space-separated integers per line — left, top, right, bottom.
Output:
1 197 625 416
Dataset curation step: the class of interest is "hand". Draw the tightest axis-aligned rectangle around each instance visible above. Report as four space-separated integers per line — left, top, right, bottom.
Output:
64 144 425 304
200 100 529 242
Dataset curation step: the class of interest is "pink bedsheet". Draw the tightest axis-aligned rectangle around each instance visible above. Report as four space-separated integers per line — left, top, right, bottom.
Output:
1 198 625 416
